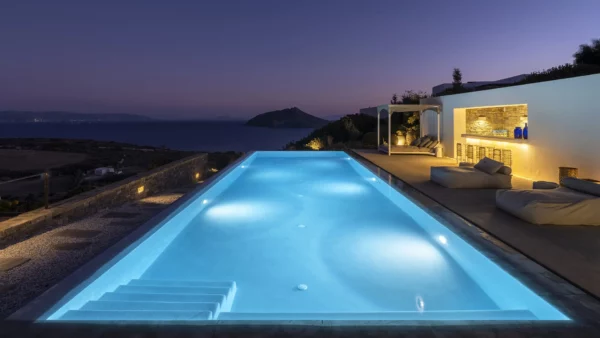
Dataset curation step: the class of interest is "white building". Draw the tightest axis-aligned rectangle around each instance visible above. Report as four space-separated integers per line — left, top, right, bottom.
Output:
94 167 115 176
431 74 527 96
420 74 600 182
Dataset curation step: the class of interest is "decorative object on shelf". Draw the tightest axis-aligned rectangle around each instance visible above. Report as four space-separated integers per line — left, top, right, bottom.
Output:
523 123 528 139
513 126 523 139
559 167 578 184
502 149 512 167
492 129 509 137
478 115 487 121
493 149 502 162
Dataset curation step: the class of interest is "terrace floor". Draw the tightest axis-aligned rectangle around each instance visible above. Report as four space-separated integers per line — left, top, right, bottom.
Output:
352 149 600 300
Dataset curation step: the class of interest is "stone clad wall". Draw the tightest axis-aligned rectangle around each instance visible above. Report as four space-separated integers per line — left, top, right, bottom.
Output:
466 105 528 136
0 153 207 243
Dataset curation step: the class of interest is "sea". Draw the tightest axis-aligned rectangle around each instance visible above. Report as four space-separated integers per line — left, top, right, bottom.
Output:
0 121 315 152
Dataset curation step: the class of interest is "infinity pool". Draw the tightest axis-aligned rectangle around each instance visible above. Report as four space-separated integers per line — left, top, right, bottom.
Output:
40 151 567 322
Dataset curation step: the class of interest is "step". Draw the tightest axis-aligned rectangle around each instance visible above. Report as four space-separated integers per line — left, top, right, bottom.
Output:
218 309 537 321
80 300 220 314
60 310 213 321
99 292 226 304
127 279 235 289
114 285 231 297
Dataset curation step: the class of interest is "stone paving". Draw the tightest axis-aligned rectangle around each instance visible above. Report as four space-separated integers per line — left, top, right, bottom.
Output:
0 188 193 320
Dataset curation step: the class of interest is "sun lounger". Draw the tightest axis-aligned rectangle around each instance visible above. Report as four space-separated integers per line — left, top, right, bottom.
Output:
430 158 512 189
496 177 600 226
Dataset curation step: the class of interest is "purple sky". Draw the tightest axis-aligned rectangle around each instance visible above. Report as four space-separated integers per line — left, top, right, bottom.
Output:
1 0 598 120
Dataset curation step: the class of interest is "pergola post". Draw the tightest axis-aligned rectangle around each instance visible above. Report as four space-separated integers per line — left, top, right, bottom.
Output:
388 110 391 156
376 110 380 148
437 107 441 142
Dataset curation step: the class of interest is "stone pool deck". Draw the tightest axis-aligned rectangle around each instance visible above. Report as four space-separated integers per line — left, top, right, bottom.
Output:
0 185 197 320
352 150 600 301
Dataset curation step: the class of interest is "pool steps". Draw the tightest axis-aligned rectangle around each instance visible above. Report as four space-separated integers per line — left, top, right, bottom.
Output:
59 279 237 321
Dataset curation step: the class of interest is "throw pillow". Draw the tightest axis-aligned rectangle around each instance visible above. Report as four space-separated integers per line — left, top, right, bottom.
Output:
561 177 600 197
474 157 504 175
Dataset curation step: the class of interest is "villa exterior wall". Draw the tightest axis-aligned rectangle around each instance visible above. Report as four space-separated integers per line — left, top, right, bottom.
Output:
423 74 600 182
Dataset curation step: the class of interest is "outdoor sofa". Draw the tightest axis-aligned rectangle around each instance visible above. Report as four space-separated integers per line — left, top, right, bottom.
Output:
430 157 512 189
496 177 600 226
378 135 439 155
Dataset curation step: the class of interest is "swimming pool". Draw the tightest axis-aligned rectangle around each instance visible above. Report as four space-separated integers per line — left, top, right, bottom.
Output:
38 151 567 322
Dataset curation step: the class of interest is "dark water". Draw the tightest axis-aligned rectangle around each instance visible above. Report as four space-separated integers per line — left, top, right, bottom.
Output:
0 121 314 152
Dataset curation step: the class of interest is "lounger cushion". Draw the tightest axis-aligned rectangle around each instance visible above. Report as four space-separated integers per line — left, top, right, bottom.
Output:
474 157 504 175
560 177 600 197
431 166 512 189
428 140 439 149
421 139 434 148
496 188 600 225
497 166 512 176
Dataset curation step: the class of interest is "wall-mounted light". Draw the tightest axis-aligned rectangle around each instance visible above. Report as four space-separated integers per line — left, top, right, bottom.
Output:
137 186 145 194
195 172 200 180
478 115 487 121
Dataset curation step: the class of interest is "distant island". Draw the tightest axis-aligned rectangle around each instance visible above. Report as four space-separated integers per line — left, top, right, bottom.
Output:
245 107 328 128
0 111 152 123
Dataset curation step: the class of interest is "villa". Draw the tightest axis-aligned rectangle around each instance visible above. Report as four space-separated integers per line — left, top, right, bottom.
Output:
1 76 600 337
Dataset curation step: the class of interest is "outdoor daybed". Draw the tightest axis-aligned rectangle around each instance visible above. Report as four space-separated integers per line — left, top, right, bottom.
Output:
378 135 439 155
496 177 600 226
430 157 512 189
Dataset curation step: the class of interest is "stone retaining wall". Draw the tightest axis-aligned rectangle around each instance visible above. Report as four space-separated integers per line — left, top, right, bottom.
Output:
0 153 207 244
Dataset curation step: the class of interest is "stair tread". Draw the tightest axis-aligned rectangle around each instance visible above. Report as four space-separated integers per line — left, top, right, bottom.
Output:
218 309 537 321
60 310 213 321
99 292 226 304
114 285 231 296
128 279 235 288
81 300 219 312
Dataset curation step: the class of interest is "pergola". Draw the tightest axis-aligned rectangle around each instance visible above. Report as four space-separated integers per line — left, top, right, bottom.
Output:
376 104 441 156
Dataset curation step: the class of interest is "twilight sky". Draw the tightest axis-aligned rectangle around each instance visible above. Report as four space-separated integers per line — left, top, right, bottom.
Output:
1 0 598 120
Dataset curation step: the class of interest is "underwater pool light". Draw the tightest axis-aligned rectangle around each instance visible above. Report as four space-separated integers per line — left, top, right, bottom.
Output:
437 235 448 245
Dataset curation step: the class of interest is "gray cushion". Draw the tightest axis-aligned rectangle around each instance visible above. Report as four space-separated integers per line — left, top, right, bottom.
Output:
414 136 428 147
410 137 420 146
497 166 512 176
561 177 600 197
431 166 512 189
474 157 504 175
420 139 434 148
428 140 439 149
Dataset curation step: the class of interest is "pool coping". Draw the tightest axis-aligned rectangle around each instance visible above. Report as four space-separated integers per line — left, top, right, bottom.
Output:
2 150 600 337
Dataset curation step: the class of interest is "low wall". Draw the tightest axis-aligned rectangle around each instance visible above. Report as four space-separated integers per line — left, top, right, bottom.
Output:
0 153 207 244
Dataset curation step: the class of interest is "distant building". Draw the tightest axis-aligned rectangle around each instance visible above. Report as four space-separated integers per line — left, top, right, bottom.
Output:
432 74 527 96
94 167 115 176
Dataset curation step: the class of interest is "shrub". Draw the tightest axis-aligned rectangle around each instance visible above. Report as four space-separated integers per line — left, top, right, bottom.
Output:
361 132 378 146
305 138 325 150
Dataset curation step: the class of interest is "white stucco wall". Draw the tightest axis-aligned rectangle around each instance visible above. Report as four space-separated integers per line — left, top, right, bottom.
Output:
422 74 600 182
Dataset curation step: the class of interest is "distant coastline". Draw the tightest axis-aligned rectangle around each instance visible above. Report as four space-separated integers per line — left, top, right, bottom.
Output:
0 111 152 123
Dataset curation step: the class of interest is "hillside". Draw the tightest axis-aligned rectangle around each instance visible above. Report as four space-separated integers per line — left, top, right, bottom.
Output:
245 107 328 128
0 111 152 123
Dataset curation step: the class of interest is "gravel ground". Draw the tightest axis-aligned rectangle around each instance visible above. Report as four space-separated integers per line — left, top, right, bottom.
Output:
0 187 194 319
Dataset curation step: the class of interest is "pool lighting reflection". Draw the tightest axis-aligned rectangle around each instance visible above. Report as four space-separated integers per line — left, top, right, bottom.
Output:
416 296 425 313
438 235 448 245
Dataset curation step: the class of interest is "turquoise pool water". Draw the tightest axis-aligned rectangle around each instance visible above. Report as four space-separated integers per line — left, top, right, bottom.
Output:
42 151 568 322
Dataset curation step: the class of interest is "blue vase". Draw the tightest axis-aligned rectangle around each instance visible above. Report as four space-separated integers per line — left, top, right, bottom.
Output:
523 123 528 139
514 127 523 139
